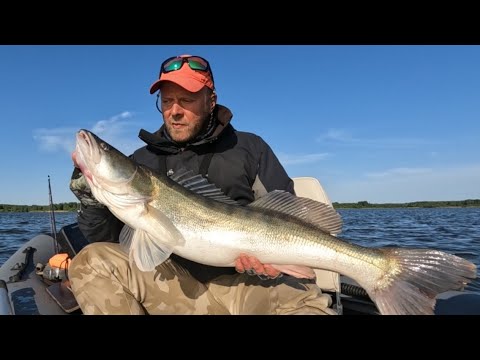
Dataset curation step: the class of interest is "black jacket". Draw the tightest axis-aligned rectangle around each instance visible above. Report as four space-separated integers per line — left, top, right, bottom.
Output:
75 104 294 282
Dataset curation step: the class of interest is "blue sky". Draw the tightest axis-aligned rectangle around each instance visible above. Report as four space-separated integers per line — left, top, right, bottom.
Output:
1 45 479 205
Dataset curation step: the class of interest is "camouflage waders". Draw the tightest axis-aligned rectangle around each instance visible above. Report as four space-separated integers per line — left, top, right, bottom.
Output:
69 242 335 315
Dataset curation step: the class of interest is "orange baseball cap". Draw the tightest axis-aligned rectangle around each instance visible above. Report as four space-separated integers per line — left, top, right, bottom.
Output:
149 55 215 94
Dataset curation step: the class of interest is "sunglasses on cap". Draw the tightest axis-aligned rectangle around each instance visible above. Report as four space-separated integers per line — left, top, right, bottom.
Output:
160 56 215 83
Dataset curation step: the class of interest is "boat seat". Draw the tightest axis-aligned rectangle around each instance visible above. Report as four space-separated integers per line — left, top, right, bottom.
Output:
292 177 341 294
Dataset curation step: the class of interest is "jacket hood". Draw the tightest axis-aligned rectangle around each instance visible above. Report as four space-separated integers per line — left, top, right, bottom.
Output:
138 104 233 154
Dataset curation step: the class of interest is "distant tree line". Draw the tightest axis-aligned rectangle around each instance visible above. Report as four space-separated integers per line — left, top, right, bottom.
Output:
2 199 480 212
332 199 480 209
0 202 80 212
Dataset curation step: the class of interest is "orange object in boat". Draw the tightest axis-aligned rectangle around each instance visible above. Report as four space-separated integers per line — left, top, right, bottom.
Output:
48 253 71 269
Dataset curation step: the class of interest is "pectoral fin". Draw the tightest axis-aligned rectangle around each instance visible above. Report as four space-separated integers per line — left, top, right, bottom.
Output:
130 228 174 272
119 204 185 272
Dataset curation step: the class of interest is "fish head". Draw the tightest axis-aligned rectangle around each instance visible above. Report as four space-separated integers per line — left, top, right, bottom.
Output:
73 129 139 194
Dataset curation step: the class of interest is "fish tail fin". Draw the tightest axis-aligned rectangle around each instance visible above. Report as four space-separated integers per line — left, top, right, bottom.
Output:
368 248 477 315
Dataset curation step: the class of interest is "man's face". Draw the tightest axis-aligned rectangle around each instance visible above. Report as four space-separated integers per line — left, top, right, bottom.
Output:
160 82 214 143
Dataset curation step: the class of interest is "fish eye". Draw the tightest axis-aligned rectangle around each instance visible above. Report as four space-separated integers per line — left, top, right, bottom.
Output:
100 142 109 151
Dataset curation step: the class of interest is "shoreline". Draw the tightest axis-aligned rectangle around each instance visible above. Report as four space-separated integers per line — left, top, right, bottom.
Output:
1 199 480 212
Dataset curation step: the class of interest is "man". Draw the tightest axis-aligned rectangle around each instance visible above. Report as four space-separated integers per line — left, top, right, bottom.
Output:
68 54 334 315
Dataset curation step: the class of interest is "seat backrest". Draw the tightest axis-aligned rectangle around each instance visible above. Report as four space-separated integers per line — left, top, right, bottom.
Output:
292 177 340 293
292 177 333 205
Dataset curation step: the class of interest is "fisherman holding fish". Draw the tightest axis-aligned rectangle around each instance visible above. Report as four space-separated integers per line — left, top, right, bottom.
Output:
68 54 337 315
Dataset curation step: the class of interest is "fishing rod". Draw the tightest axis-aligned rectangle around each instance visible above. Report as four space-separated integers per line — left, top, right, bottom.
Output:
48 175 60 254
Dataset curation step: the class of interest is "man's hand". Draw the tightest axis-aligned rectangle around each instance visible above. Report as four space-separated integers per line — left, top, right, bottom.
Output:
235 254 282 280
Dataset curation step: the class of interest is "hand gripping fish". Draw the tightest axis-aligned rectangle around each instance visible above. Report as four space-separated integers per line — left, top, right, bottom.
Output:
72 129 477 315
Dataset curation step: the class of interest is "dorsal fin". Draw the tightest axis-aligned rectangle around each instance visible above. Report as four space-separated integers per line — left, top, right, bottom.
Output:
169 168 239 205
249 190 343 235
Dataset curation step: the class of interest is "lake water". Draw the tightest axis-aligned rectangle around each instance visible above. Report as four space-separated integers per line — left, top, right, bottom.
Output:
1 208 479 292
0 212 77 265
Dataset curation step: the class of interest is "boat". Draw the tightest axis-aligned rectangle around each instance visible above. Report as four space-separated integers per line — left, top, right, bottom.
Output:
1 177 479 315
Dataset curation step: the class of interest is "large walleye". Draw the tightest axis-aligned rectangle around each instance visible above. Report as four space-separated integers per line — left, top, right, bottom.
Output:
73 129 477 315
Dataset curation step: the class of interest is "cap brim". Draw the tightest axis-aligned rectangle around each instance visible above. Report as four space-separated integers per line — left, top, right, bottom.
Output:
149 74 206 94
149 79 162 94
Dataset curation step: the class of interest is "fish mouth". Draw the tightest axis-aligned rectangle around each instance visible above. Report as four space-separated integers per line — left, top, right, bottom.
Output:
74 129 139 191
73 129 103 182
77 129 102 164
